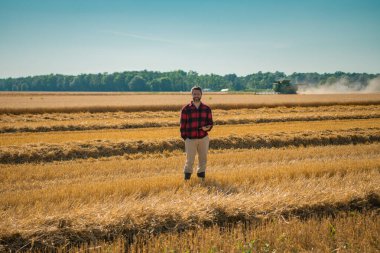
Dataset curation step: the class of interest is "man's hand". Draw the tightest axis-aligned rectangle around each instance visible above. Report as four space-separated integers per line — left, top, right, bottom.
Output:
200 125 211 131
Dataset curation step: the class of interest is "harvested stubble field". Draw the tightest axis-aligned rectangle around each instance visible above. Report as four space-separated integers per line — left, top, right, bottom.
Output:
0 93 379 252
1 105 380 133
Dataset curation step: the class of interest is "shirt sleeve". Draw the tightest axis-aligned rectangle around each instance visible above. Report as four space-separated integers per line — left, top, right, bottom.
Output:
180 108 188 139
207 108 213 131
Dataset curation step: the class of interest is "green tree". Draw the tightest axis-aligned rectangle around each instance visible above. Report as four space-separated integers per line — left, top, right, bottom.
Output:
129 75 149 91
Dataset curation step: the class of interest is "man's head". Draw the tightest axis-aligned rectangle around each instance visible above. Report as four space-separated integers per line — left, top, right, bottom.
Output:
191 86 202 102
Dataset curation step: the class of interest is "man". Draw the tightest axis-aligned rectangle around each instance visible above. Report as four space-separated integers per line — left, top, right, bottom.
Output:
180 86 213 181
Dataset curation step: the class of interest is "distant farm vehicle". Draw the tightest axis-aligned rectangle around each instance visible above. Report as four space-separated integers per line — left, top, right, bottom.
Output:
273 80 298 94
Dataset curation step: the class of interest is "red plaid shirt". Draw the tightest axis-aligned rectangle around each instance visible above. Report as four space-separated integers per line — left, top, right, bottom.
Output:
180 101 213 140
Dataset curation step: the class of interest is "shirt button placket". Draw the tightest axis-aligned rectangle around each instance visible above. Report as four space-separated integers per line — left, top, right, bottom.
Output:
196 109 199 138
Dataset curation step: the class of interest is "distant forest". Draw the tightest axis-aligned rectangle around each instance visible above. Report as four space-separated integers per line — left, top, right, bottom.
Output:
0 70 378 92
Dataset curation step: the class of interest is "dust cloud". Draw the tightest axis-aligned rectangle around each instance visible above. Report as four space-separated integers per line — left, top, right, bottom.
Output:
298 77 380 94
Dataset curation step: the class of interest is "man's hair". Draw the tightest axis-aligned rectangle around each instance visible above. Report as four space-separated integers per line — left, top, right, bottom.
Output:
191 86 202 94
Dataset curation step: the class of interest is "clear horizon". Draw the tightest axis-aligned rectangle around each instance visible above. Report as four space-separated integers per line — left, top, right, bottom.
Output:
1 0 380 78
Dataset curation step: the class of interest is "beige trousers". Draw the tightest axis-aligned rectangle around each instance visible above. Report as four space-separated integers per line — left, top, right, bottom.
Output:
183 136 210 174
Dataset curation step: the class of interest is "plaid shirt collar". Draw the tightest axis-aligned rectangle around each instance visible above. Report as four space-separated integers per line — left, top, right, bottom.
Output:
189 101 203 108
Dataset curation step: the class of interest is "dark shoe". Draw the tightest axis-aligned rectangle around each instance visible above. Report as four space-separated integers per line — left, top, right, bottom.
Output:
184 173 192 180
197 172 205 178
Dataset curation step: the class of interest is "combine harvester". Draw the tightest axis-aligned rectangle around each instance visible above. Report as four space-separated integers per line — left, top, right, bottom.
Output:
273 79 298 94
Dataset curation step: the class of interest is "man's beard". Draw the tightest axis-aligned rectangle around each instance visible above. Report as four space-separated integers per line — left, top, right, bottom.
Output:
193 97 201 102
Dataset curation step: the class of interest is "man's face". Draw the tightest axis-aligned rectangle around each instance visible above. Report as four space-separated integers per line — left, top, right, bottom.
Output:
192 90 202 102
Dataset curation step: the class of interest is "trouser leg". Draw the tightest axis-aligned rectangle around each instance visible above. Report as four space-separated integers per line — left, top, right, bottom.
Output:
184 138 197 174
197 136 209 176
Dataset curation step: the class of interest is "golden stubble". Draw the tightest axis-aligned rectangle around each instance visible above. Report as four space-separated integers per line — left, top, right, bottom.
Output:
0 97 379 251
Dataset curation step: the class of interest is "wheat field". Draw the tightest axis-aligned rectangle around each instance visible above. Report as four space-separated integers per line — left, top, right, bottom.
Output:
1 92 380 114
0 93 379 252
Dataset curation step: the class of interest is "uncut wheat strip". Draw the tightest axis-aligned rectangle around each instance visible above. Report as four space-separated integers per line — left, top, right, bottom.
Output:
1 127 379 164
1 93 380 114
1 118 379 146
2 105 378 125
0 169 378 241
2 112 380 134
1 143 379 193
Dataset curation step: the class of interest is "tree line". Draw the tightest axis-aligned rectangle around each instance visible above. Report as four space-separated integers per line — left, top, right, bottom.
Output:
0 70 378 92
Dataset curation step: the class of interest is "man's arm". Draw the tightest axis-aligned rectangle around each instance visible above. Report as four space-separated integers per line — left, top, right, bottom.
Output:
180 108 188 139
205 108 213 132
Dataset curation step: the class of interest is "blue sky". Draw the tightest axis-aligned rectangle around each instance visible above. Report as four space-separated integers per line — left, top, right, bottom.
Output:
1 0 379 77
